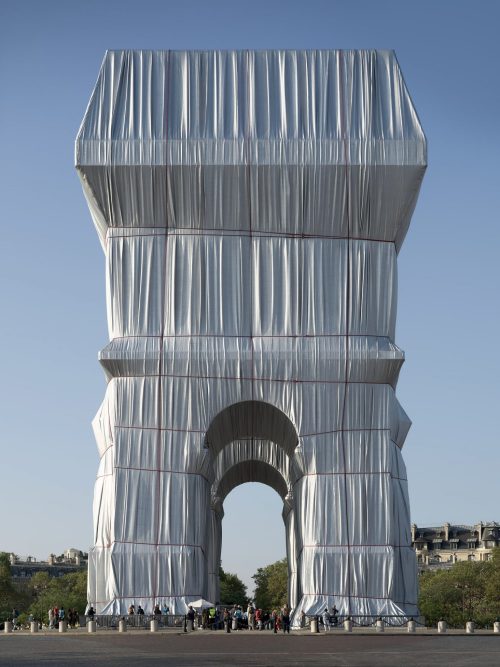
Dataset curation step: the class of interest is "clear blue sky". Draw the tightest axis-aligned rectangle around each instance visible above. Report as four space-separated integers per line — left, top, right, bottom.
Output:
1 0 499 594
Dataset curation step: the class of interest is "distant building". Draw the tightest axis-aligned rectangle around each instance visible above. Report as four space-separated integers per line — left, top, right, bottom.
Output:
9 549 88 583
412 522 499 571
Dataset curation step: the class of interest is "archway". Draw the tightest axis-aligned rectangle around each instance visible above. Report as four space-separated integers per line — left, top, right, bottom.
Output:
205 401 301 609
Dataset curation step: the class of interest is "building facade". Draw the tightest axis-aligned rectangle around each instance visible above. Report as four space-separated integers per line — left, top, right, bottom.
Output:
8 549 88 584
412 522 499 571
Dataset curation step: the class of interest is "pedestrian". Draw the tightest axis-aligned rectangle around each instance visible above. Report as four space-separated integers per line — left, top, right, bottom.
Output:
48 607 54 629
330 605 338 627
272 608 278 633
187 605 195 631
322 608 330 632
223 608 231 633
162 603 170 627
282 604 291 634
128 604 135 615
235 606 243 630
208 605 216 629
247 603 255 630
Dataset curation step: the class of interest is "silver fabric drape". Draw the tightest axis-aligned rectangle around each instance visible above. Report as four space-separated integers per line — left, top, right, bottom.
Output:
76 49 426 620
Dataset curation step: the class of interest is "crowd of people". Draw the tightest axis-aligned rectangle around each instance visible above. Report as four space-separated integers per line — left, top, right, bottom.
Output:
184 602 329 633
8 601 339 633
185 603 288 632
47 606 80 629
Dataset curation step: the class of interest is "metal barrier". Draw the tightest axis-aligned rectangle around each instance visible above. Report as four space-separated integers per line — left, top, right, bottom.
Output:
50 612 427 632
90 614 186 630
306 614 426 628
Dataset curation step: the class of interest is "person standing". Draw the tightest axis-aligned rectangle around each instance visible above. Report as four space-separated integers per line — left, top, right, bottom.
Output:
223 608 231 633
281 604 291 634
247 603 255 630
48 607 54 629
272 608 278 633
330 605 338 627
187 605 195 631
322 608 330 632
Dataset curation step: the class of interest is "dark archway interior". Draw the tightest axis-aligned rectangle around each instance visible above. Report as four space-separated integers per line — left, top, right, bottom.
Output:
206 400 299 458
215 459 289 502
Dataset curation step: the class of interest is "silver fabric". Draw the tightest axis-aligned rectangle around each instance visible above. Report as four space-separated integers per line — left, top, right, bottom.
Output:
77 49 426 620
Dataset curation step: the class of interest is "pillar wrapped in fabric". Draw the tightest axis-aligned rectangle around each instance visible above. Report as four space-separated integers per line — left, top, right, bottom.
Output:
76 49 426 619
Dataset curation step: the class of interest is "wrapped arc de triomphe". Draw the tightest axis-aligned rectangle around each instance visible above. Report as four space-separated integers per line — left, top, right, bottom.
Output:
76 50 426 620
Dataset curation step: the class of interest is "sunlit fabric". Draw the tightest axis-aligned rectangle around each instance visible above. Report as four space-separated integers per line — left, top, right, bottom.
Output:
76 49 426 620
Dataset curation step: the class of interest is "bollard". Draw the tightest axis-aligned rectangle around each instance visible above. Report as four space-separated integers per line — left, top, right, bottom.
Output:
438 621 447 634
119 619 127 633
494 621 500 634
344 619 352 633
4 621 12 634
30 621 38 634
466 621 474 634
376 619 384 633
150 619 158 633
310 618 317 633
59 621 67 633
88 620 97 633
407 620 416 634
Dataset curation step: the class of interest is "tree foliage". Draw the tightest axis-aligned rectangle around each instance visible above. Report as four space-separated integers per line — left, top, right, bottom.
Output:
28 570 87 621
219 567 248 607
419 549 500 627
0 552 15 618
0 555 88 623
252 558 288 610
0 552 31 619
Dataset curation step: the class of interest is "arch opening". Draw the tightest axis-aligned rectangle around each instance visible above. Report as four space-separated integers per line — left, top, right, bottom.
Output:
220 482 287 602
215 460 289 503
205 400 300 610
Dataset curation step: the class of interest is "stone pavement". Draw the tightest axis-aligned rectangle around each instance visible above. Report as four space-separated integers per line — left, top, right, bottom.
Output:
1 630 500 667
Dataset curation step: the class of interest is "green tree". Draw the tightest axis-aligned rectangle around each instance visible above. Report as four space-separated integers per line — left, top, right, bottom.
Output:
418 558 496 627
483 548 500 620
0 552 31 619
252 558 288 611
219 567 248 606
29 570 87 622
0 552 16 619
